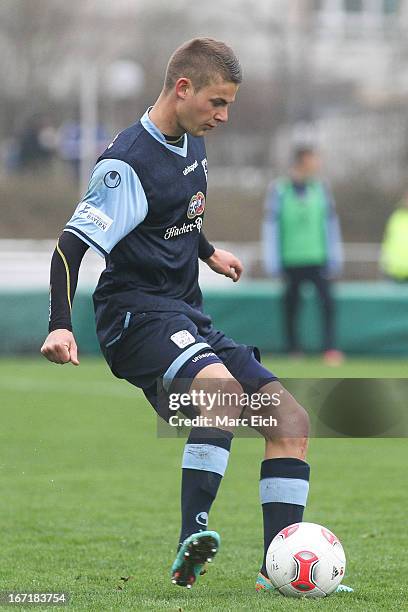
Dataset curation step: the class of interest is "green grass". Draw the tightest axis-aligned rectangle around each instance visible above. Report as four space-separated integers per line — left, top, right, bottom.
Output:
0 357 407 611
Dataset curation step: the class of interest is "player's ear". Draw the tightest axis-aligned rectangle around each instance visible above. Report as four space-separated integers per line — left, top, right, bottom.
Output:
175 78 192 100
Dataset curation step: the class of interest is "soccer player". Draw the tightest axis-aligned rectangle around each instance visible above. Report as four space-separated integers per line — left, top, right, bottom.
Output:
41 38 351 594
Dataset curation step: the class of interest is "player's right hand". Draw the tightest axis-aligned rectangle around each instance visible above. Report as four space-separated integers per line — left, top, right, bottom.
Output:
40 329 79 366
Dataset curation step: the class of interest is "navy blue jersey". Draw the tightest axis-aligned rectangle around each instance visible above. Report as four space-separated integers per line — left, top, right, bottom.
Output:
64 109 208 347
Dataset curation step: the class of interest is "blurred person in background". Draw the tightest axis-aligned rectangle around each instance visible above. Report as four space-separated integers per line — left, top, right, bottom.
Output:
262 146 344 366
380 192 408 282
58 119 108 178
15 114 56 172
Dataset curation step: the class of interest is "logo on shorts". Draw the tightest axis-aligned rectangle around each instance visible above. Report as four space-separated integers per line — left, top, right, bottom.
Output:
187 191 206 219
170 330 195 349
104 170 121 188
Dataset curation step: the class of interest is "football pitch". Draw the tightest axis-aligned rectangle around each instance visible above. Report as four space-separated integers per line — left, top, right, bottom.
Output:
0 356 407 611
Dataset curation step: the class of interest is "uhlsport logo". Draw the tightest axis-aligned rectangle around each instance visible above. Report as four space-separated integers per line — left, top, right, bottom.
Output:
195 511 209 527
187 191 206 219
183 160 198 176
104 170 121 188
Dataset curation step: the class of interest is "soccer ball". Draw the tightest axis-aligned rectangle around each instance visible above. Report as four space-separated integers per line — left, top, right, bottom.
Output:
266 522 346 597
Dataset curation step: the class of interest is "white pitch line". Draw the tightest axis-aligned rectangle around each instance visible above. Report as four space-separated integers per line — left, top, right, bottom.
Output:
0 376 142 399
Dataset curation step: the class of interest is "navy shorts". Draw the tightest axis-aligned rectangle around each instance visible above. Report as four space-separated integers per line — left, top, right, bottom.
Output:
102 310 277 422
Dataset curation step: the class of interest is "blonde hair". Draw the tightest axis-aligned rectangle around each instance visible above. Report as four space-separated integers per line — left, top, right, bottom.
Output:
164 38 242 92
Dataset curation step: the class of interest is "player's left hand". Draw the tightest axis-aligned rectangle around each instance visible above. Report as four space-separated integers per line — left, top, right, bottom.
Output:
204 248 243 282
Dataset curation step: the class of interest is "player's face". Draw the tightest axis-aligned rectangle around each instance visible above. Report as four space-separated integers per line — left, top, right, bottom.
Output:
300 153 321 178
177 77 239 137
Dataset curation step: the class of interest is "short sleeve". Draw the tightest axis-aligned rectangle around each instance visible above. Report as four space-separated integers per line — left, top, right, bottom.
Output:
64 159 148 257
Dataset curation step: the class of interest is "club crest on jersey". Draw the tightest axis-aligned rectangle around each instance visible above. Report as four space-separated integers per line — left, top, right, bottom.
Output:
187 191 206 219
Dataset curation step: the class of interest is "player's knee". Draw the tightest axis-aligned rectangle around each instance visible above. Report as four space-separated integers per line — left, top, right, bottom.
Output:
265 401 309 459
292 402 310 438
262 401 310 443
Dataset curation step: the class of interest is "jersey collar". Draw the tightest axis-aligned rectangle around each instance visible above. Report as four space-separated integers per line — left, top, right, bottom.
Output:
141 108 188 158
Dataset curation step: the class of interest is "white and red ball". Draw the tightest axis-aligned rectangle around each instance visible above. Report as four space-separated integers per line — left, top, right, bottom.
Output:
266 522 346 597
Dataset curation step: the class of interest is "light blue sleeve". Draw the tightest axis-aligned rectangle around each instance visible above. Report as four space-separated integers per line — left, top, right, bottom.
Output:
323 183 343 277
262 182 282 276
64 159 148 257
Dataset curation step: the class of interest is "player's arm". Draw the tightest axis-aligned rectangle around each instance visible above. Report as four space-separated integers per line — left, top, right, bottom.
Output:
41 158 148 365
262 182 282 277
41 233 88 365
199 232 243 282
323 183 343 278
198 231 215 260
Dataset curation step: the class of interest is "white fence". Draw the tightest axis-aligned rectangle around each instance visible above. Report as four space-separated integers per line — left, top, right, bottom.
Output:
0 240 382 290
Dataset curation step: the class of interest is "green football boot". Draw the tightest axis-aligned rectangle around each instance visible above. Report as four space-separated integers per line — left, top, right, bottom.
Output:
171 531 220 588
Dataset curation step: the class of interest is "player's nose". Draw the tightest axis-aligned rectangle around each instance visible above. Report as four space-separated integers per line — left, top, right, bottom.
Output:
214 107 229 123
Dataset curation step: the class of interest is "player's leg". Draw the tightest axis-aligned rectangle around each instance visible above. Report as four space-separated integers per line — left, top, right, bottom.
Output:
309 266 343 364
216 345 310 588
193 332 304 579
253 382 352 596
102 312 236 586
171 362 244 587
247 380 310 580
284 267 302 353
308 265 334 351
